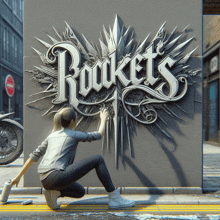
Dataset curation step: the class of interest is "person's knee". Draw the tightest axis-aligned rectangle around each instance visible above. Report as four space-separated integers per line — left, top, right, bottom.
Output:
78 187 85 198
96 154 104 162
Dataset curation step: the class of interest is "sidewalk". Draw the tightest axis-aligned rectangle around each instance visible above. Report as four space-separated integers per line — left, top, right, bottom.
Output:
3 192 220 206
203 142 220 190
1 143 220 206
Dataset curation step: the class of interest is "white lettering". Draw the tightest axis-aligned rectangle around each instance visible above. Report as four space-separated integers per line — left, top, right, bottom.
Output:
157 56 178 97
47 42 179 106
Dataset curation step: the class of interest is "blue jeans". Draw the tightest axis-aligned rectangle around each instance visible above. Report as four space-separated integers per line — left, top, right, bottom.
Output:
41 154 115 198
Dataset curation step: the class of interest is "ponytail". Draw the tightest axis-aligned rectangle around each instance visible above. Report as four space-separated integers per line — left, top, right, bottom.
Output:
51 107 76 133
52 112 62 133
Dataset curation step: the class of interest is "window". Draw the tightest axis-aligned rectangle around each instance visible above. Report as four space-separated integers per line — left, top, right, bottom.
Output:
11 35 22 67
20 0 23 21
3 28 10 61
15 38 18 65
19 39 23 68
12 36 15 62
12 0 23 20
12 0 18 16
3 0 11 7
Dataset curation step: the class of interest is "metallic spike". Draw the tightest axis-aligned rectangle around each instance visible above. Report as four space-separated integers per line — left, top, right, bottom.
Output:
124 39 134 55
178 47 198 64
125 114 132 157
82 34 98 58
190 69 202 76
35 37 52 48
99 39 109 57
169 37 194 57
64 21 87 55
182 24 190 32
108 40 116 54
108 118 112 153
102 129 105 154
32 47 48 64
34 66 57 78
47 34 59 44
122 26 131 44
128 30 134 43
162 31 167 42
172 51 182 58
26 93 57 105
136 33 151 53
42 105 55 117
113 14 121 45
112 89 120 168
108 28 116 53
99 31 104 42
75 116 85 129
64 21 78 39
30 88 56 97
165 33 183 51
131 42 138 54
164 26 177 45
172 65 189 75
103 25 110 44
121 116 124 157
117 36 125 59
152 21 166 42
97 45 102 59
45 84 53 91
106 119 109 152
52 26 63 41
39 65 57 77
120 24 125 40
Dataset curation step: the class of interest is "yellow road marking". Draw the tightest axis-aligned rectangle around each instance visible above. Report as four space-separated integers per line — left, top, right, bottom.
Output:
1 205 220 212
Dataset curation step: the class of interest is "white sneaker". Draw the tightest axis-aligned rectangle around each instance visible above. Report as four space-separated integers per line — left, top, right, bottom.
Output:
44 190 61 210
108 188 135 209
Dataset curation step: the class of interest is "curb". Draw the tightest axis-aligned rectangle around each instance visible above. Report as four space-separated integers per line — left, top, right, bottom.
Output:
0 187 42 195
203 188 220 193
121 187 202 194
0 187 204 195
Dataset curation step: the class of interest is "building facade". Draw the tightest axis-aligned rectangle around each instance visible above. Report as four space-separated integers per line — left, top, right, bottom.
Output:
204 0 220 14
203 15 220 143
0 0 23 123
23 0 202 188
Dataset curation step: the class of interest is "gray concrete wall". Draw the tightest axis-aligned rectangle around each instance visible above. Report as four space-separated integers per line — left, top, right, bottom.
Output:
23 0 202 187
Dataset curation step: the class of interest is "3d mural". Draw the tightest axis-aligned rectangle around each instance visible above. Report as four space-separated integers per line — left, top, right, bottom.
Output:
26 15 201 167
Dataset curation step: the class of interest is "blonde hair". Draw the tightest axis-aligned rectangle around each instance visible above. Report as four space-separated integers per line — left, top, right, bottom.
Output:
52 107 76 132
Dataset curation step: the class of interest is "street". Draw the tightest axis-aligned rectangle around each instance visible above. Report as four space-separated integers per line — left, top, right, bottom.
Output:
0 207 220 220
1 144 220 219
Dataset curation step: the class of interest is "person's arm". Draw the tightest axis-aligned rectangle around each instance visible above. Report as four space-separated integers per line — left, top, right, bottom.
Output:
10 158 35 187
98 109 109 137
74 109 109 142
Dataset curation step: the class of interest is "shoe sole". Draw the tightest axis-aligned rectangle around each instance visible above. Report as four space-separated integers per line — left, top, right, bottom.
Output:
108 201 135 210
44 190 60 210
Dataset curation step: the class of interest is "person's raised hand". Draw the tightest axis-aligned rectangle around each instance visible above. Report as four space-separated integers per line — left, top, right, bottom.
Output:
100 109 109 121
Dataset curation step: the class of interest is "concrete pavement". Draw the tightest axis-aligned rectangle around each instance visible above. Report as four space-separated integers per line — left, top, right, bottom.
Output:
203 143 220 190
3 192 220 206
1 143 220 207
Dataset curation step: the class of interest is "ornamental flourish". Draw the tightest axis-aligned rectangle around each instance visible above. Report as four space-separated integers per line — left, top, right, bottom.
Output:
27 15 201 167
